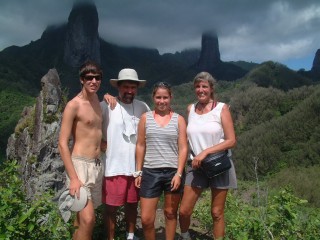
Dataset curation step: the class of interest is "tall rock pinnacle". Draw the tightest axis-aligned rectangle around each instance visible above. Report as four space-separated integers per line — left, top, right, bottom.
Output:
64 1 101 67
311 49 320 73
197 31 221 72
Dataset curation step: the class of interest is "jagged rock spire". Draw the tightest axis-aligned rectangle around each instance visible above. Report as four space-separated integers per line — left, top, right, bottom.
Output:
311 49 320 73
7 69 65 198
64 1 101 67
197 31 221 72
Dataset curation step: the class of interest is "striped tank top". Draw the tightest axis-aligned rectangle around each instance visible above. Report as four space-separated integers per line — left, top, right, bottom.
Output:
143 111 179 168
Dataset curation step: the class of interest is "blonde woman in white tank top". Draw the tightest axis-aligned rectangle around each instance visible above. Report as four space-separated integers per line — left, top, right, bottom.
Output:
178 72 237 240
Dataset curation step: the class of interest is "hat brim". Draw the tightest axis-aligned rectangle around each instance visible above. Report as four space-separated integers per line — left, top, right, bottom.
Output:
70 187 88 212
110 79 146 88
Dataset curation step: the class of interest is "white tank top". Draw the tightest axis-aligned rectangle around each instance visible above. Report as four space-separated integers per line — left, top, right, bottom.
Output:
187 102 225 156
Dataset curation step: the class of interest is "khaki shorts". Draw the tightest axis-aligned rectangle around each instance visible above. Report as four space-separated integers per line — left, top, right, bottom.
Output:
66 156 104 209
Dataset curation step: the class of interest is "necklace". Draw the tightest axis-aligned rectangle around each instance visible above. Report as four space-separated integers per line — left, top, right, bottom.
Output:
197 100 214 114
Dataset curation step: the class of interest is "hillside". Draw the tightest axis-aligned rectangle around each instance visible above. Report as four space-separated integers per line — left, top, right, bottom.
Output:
233 84 320 179
0 89 35 158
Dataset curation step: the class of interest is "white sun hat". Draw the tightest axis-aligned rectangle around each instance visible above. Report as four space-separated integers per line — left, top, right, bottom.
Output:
110 68 146 88
58 187 88 222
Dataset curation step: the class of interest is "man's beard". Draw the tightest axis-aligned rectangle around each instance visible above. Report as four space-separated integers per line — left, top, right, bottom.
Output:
120 93 135 103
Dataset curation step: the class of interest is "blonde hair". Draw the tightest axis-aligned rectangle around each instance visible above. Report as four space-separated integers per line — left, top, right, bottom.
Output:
193 72 216 99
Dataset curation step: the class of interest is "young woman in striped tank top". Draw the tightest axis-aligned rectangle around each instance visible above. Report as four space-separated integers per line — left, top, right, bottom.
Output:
135 82 188 240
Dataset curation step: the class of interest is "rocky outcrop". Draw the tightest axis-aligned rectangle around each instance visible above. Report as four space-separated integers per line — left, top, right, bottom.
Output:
6 69 65 198
193 31 248 81
311 49 320 73
64 1 101 67
197 31 221 71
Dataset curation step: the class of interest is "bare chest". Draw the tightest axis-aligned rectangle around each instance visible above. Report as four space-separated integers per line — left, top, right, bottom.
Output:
77 103 102 128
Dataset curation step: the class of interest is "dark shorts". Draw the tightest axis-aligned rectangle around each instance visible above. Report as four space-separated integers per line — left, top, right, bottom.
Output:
185 160 237 189
140 167 184 198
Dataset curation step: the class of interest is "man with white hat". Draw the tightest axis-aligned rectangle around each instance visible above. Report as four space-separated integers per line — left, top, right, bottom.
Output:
100 68 150 240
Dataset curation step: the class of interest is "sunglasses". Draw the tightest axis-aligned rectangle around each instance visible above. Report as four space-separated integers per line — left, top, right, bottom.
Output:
83 75 102 81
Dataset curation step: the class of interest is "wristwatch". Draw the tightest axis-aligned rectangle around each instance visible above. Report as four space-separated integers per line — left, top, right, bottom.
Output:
176 172 182 178
133 171 142 178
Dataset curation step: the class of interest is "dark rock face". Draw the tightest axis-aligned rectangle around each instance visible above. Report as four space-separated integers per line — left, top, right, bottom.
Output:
6 69 65 198
311 49 320 73
197 31 221 71
193 31 247 81
64 1 101 67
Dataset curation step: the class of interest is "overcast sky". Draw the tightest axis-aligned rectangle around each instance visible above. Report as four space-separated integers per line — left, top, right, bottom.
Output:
0 0 319 70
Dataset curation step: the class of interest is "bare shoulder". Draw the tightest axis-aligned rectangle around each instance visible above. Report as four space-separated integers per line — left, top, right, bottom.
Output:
177 114 186 125
140 112 147 121
221 103 233 122
221 103 231 112
186 103 193 116
187 103 193 111
177 115 187 131
63 96 80 114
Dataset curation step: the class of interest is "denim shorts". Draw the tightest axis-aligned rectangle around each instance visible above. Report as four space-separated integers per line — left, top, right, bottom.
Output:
140 167 184 198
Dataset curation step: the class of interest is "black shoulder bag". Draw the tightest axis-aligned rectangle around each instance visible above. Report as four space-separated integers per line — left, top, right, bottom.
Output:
191 150 232 178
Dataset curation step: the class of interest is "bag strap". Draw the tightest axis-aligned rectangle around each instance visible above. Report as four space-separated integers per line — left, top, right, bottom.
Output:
191 149 227 157
190 150 195 157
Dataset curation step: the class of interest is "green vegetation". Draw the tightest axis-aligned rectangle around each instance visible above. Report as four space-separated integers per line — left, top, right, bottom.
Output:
0 88 35 161
0 159 135 240
193 186 320 239
230 60 259 71
267 165 320 207
233 85 320 180
245 61 313 90
0 160 73 239
14 106 35 136
1 159 319 239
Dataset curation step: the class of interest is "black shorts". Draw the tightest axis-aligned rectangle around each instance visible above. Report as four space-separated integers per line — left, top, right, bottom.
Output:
139 167 184 198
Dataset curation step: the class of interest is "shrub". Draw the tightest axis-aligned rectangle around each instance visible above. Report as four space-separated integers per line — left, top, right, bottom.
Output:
192 187 320 239
0 160 73 239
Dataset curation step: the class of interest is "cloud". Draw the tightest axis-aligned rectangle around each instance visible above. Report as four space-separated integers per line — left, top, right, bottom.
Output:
0 0 319 70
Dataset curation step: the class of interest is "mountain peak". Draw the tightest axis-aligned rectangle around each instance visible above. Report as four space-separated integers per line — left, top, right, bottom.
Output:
311 49 320 73
197 31 221 72
63 0 101 67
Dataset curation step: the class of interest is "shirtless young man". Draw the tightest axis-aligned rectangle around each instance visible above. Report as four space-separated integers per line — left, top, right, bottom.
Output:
58 61 104 240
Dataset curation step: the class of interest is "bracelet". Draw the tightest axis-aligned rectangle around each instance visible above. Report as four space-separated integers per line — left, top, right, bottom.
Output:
133 171 142 178
176 172 182 178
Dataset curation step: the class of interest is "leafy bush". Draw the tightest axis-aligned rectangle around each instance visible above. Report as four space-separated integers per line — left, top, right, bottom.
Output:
0 160 73 239
0 160 133 240
192 187 320 239
233 85 320 179
0 88 35 157
267 165 320 207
